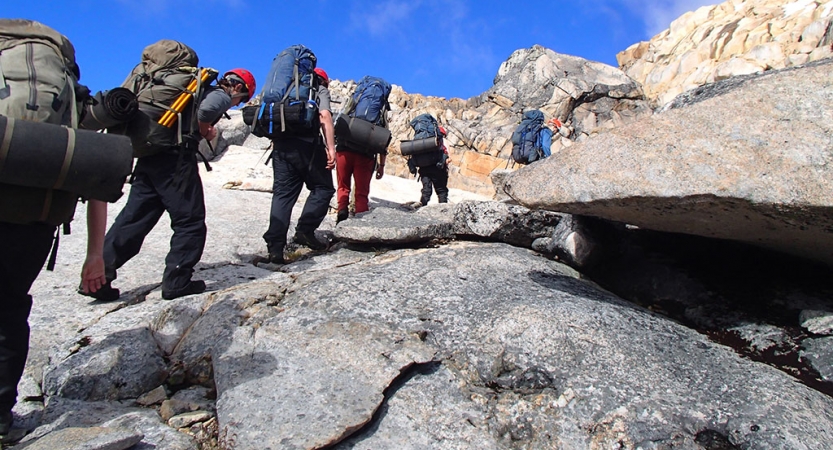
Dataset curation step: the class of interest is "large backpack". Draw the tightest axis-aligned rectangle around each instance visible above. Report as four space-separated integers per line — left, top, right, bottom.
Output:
511 109 547 165
252 44 319 138
112 40 217 157
407 113 443 168
334 75 393 155
0 19 88 226
349 76 391 126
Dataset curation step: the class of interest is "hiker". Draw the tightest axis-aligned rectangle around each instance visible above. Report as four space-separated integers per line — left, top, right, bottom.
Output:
404 114 449 206
86 40 256 301
510 109 553 165
260 49 336 263
0 20 132 436
334 75 393 222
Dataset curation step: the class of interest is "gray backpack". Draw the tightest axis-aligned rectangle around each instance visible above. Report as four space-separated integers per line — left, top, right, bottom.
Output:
0 19 87 226
112 40 217 157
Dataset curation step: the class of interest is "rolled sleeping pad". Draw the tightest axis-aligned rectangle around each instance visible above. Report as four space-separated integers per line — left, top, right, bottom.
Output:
335 116 392 154
80 88 139 130
0 115 134 202
400 136 440 156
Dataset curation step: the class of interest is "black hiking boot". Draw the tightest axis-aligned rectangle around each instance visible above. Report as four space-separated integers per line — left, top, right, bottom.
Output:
268 251 285 264
77 282 120 302
336 209 349 224
162 280 206 300
0 410 12 435
293 230 327 251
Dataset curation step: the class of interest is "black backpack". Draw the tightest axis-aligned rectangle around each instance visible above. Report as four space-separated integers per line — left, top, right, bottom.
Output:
406 113 443 168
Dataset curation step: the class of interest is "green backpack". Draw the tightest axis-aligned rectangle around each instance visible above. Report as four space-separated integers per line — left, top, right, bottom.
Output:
112 40 217 157
0 19 88 226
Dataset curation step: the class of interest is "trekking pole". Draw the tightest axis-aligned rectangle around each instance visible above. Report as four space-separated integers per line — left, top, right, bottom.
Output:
159 68 216 127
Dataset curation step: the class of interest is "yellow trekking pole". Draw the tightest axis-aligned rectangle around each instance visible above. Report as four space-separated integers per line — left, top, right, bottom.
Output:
159 68 215 127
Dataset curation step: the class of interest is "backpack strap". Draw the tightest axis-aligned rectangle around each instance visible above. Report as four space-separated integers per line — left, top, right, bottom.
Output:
0 57 9 99
293 60 300 101
0 116 13 174
281 59 300 103
52 127 76 191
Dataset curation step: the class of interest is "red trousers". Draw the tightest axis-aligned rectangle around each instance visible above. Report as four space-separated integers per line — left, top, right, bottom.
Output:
336 150 376 213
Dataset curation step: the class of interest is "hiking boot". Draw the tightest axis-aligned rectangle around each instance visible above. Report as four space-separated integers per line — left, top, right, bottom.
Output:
77 282 120 302
0 410 12 435
268 252 285 264
336 209 349 224
293 230 327 251
162 280 206 300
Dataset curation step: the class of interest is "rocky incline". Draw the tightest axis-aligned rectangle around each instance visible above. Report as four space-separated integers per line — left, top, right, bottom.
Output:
5 0 833 449
9 141 833 449
323 45 652 196
618 0 833 107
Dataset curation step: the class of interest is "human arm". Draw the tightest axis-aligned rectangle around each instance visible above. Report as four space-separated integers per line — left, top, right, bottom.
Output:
80 199 107 293
197 88 233 142
319 109 336 170
376 153 386 179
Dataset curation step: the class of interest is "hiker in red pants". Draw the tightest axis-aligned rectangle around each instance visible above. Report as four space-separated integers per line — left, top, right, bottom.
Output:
335 140 386 223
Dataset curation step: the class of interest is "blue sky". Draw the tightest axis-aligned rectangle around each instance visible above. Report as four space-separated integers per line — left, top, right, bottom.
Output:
6 0 717 100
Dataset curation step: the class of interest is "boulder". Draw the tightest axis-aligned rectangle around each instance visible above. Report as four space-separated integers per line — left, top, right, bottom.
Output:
211 242 833 448
332 202 560 249
14 426 143 450
505 58 833 266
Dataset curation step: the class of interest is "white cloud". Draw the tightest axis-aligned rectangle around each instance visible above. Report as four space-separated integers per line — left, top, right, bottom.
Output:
430 1 497 82
349 0 423 37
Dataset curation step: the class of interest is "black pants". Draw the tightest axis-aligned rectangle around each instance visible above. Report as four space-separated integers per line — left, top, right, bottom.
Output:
263 138 335 253
418 165 449 205
103 150 206 292
0 221 55 412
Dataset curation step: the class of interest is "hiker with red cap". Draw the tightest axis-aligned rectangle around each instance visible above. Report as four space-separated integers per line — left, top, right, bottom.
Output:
260 57 337 263
85 39 257 301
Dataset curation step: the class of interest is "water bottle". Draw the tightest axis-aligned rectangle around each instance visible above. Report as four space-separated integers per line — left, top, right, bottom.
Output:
305 99 317 128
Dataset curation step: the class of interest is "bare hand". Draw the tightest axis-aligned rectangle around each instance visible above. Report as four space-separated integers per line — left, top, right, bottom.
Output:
376 165 385 179
81 255 107 293
202 125 217 142
326 148 336 170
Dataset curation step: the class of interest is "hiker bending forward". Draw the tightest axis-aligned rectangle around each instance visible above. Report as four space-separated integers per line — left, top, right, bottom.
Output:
262 67 337 263
92 67 256 301
0 20 115 436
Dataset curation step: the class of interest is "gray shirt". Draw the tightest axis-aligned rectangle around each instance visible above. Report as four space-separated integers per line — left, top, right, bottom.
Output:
316 86 331 113
197 86 233 124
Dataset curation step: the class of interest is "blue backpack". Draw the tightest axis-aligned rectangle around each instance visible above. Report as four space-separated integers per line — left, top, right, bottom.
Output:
349 76 392 126
256 45 319 137
511 110 549 164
